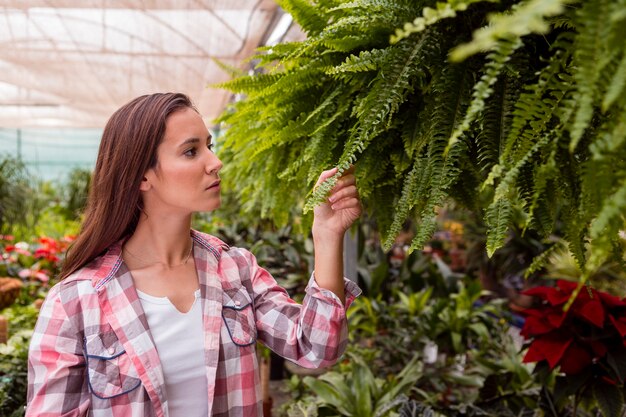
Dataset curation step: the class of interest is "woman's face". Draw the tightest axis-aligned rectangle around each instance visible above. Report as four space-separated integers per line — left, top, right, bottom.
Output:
141 107 223 214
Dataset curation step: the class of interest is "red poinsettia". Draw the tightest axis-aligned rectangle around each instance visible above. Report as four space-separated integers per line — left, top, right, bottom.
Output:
520 280 626 375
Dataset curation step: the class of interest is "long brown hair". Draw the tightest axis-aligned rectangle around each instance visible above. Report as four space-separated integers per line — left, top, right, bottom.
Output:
60 93 196 279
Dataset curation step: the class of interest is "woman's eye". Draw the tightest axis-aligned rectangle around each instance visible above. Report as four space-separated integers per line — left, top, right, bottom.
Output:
184 148 197 157
207 143 214 151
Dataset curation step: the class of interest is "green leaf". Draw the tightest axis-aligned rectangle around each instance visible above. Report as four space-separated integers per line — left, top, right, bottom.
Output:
594 380 624 417
607 350 626 384
450 0 570 61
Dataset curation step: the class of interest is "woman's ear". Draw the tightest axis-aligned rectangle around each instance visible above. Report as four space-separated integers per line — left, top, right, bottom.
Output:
139 175 151 192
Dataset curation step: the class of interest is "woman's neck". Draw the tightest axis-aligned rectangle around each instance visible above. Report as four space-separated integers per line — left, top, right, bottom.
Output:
123 212 194 268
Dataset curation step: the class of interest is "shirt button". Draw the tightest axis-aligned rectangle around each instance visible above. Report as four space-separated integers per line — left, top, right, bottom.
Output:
108 347 116 355
234 300 241 307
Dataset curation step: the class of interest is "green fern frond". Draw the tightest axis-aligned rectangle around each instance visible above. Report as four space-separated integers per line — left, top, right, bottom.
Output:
276 0 329 36
589 114 626 162
355 137 395 199
212 58 246 78
409 213 438 253
305 32 439 212
328 0 415 18
212 73 284 94
501 35 573 165
391 0 499 44
383 160 422 250
524 240 566 278
400 104 428 160
485 196 514 257
253 42 305 67
569 0 611 152
590 179 626 240
476 70 522 173
586 179 626 272
525 143 558 233
447 37 522 153
602 52 626 111
450 0 570 62
254 62 332 100
326 49 389 74
304 171 342 213
407 65 474 251
494 131 552 202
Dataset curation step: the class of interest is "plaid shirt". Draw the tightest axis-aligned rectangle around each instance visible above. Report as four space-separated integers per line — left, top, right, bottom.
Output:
27 230 360 417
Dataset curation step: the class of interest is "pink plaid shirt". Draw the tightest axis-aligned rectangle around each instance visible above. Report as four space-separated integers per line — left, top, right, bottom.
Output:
27 230 360 417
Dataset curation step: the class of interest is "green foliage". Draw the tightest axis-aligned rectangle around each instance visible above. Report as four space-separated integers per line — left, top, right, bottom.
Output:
0 155 31 236
215 0 626 277
296 352 423 416
0 330 32 417
391 0 499 44
449 0 571 61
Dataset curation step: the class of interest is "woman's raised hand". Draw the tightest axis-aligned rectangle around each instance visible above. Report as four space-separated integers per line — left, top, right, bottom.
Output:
312 166 362 238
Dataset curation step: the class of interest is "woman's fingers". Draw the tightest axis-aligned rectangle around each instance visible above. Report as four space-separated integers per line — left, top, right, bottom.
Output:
315 165 356 188
329 197 361 211
315 167 338 187
329 185 358 203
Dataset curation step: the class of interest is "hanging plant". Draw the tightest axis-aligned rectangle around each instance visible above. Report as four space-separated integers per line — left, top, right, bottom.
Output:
214 0 626 280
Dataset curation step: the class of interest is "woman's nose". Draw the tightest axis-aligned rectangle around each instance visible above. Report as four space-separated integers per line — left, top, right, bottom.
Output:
207 153 223 175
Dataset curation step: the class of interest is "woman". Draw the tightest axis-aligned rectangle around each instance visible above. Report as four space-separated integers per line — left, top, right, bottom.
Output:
26 93 361 417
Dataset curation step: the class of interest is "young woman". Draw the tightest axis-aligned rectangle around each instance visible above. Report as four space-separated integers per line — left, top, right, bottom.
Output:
26 93 361 417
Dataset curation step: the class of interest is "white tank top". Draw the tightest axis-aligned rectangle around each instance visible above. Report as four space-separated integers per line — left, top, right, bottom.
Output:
137 289 208 417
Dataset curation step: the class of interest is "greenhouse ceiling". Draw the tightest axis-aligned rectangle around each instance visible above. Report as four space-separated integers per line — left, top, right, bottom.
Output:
0 0 301 128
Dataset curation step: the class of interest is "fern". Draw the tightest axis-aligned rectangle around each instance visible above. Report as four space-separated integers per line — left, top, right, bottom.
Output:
326 49 389 74
214 0 626 278
447 37 522 152
569 0 610 151
276 0 330 36
449 0 571 62
485 195 514 257
391 0 499 43
602 53 626 111
383 160 422 249
305 30 439 212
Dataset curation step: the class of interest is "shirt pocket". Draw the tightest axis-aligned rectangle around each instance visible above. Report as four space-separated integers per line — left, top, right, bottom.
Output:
84 331 142 399
222 287 257 346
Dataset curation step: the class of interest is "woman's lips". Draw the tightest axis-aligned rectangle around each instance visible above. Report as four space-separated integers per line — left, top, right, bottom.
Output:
206 180 221 190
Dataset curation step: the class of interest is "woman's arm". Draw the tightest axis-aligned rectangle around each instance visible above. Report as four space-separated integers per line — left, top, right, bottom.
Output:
248 167 361 368
27 284 90 416
311 166 362 304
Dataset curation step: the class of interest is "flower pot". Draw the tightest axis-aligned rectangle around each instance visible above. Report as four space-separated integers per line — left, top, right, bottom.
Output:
0 277 22 310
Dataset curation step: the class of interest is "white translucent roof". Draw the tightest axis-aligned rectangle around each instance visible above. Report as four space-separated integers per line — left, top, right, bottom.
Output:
0 0 301 128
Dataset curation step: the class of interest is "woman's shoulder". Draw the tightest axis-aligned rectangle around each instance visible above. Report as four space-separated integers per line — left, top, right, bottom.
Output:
191 230 254 264
191 229 230 252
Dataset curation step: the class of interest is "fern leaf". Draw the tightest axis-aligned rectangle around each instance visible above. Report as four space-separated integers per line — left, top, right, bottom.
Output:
391 0 499 44
212 73 284 94
590 179 626 240
524 143 558 233
212 58 246 78
409 214 438 253
524 240 565 279
500 35 573 166
485 196 514 257
447 37 522 152
276 0 329 36
602 52 626 111
569 0 611 152
493 131 552 202
383 160 422 250
326 49 388 75
305 31 438 212
450 0 570 62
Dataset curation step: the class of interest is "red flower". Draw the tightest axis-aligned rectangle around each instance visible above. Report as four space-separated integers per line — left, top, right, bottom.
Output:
521 280 626 375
